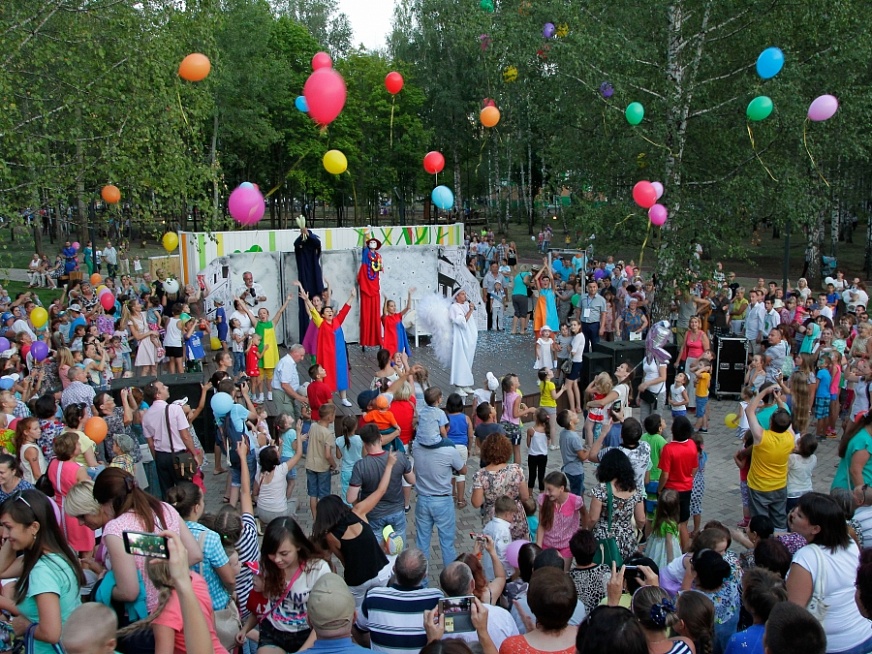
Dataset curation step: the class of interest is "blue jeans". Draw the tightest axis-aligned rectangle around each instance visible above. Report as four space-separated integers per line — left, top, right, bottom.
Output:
566 472 584 497
370 509 407 546
230 450 257 489
306 469 331 498
415 495 456 567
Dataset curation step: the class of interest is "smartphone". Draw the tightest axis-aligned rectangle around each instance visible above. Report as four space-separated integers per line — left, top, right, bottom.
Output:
623 565 639 571
440 596 474 633
123 531 169 558
469 533 486 542
611 400 623 412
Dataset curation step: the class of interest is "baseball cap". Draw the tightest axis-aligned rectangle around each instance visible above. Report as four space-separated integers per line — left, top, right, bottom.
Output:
307 573 355 632
357 389 379 411
382 525 404 555
244 561 260 575
374 395 390 410
68 304 82 313
0 313 12 323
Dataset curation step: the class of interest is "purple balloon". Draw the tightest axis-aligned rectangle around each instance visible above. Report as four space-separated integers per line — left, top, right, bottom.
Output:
0 338 10 352
543 22 556 39
228 185 265 225
648 204 668 226
600 82 614 99
652 181 664 199
808 94 838 122
31 341 48 362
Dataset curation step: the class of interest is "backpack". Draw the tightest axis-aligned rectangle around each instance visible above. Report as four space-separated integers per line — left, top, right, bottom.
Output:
222 411 246 467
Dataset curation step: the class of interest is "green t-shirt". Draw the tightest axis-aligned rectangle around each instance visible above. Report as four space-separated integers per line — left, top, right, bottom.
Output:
832 430 872 491
18 554 81 654
756 403 791 430
641 432 667 482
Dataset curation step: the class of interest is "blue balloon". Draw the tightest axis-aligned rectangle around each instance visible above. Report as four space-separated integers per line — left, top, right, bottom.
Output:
431 185 454 211
239 182 254 189
210 391 234 417
295 95 309 113
756 47 784 80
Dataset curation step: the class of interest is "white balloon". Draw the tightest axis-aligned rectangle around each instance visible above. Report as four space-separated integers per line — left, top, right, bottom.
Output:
652 181 664 200
163 279 180 294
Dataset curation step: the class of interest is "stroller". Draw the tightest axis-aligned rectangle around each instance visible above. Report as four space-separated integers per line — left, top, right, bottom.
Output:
822 255 837 277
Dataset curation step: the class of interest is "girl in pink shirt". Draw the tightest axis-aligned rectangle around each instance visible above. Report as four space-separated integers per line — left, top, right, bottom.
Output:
536 471 585 559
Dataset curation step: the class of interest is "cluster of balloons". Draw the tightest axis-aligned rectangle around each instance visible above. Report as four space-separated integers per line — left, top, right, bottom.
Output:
228 183 265 225
178 53 211 82
632 181 668 226
748 47 839 123
303 52 347 127
162 231 179 253
101 185 120 204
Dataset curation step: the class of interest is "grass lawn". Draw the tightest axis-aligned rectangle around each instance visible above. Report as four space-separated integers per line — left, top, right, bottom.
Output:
2 281 65 307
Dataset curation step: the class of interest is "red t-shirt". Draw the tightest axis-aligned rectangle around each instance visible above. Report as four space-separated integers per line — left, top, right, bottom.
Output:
246 588 268 620
391 398 417 445
658 439 699 492
245 345 260 377
307 380 333 421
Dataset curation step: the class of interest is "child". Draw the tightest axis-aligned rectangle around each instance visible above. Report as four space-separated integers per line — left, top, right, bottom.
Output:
445 393 473 507
734 386 753 439
814 352 832 439
306 364 333 422
69 324 86 353
275 413 300 502
482 495 516 577
556 323 573 382
112 322 132 375
641 414 668 526
583 372 612 447
522 497 538 542
690 432 707 538
412 366 430 405
568 529 609 613
362 394 401 442
472 371 499 425
674 590 716 654
645 488 681 569
213 298 228 350
184 318 205 373
108 335 125 378
304 402 337 520
536 471 585 562
253 407 270 447
335 414 363 504
669 372 689 419
534 325 558 371
230 317 245 377
500 373 535 464
557 409 588 496
417 386 449 446
724 568 788 654
244 567 268 643
735 431 754 528
489 281 507 331
473 402 506 467
109 432 137 474
538 367 565 450
827 350 842 438
786 433 818 514
246 332 264 403
242 293 293 403
691 357 712 433
256 444 304 523
133 255 142 273
526 409 550 492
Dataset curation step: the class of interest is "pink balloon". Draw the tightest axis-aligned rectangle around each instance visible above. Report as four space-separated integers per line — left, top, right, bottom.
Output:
648 204 668 226
651 181 664 200
72 242 80 250
100 293 115 311
98 287 110 297
228 185 265 226
303 68 347 126
506 539 529 569
632 181 657 209
808 94 839 122
312 52 332 71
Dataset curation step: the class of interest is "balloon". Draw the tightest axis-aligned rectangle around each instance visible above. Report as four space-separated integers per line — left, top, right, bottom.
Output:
543 22 556 38
746 96 773 122
95 284 107 294
210 337 222 350
431 186 454 211
0 338 10 352
101 185 120 204
503 66 518 83
312 52 332 71
556 23 569 38
179 53 211 81
385 71 404 95
294 96 309 113
240 182 254 189
323 150 348 175
30 341 48 362
228 184 266 226
600 82 614 99
72 242 80 250
482 98 496 108
756 47 784 80
162 232 179 253
98 288 111 299
84 417 108 444
303 67 347 126
479 34 491 51
652 182 664 199
423 151 445 175
724 413 740 429
808 94 839 122
210 392 234 417
506 540 529 569
248 245 263 252
30 307 48 329
163 279 180 294
480 0 494 11
632 181 657 209
90 273 102 286
625 102 645 125
100 293 115 311
480 106 501 128
648 204 668 226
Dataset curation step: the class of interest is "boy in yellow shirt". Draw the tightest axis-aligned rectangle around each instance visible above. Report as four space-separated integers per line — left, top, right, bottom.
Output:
691 356 712 433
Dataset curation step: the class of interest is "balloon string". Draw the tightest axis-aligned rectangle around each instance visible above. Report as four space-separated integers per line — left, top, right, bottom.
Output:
389 97 395 149
265 145 314 198
746 124 778 182
803 120 830 187
176 88 190 128
638 221 652 270
347 170 360 226
635 132 673 156
614 213 636 227
474 131 491 177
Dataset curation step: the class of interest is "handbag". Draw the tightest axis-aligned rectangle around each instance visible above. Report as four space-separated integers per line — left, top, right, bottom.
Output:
561 358 573 374
166 405 197 482
639 388 658 406
805 544 829 622
592 482 624 568
195 531 243 650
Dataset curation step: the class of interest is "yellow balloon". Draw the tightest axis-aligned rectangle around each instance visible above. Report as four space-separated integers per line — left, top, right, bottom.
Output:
95 285 107 294
724 413 739 429
323 150 348 175
210 337 222 350
30 307 48 329
503 66 518 83
162 231 179 253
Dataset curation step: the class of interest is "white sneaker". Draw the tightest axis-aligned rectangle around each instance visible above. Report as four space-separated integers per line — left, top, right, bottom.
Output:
455 387 468 397
267 391 273 401
341 398 353 407
461 386 475 393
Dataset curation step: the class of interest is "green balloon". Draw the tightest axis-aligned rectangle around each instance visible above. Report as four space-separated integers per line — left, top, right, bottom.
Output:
746 96 773 122
480 0 494 11
233 249 241 253
625 102 644 126
248 245 263 252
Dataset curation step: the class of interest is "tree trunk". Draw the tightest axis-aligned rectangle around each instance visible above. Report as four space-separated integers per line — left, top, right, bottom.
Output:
864 202 872 278
453 148 463 218
805 209 825 289
75 110 88 243
211 113 220 224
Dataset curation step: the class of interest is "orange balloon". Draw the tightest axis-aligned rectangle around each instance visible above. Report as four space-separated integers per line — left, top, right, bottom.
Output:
179 53 211 82
480 106 501 128
101 184 121 204
90 273 102 286
84 417 108 444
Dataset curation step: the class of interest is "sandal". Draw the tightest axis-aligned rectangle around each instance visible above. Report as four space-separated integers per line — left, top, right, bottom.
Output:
222 496 230 504
213 468 227 476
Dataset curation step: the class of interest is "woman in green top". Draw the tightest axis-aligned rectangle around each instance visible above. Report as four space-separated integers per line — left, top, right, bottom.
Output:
0 489 85 653
833 413 872 491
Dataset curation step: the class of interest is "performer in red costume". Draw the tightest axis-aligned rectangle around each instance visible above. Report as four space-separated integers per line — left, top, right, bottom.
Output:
382 286 415 369
357 235 383 347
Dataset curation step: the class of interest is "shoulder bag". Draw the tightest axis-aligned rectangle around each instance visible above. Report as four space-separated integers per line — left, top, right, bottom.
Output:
195 530 242 650
167 405 197 482
805 544 829 622
593 482 624 568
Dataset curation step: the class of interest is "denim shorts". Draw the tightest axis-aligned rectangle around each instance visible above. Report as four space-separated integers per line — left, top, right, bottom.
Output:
695 396 708 417
306 469 332 498
280 456 298 480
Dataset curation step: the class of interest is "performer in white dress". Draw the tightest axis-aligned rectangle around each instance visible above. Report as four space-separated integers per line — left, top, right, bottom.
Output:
449 290 477 396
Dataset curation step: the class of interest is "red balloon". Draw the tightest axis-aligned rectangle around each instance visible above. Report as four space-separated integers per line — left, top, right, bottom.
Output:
312 52 332 71
632 181 658 209
423 151 445 174
100 293 115 311
303 68 347 126
482 98 496 108
385 71 404 95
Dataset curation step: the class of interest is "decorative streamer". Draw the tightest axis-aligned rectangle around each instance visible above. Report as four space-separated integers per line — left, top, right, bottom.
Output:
176 88 189 128
638 221 652 269
746 124 778 182
390 96 396 148
803 120 830 187
614 213 636 228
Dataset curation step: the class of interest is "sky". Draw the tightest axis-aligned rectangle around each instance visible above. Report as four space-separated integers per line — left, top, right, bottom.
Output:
337 0 396 51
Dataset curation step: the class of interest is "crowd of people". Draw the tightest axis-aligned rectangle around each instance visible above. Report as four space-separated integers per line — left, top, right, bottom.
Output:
0 233 868 654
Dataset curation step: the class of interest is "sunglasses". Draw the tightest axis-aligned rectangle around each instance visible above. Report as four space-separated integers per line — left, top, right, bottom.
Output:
10 489 30 508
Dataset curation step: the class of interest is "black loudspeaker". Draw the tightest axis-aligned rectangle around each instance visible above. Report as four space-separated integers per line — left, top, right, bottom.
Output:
582 352 613 386
713 337 750 399
593 340 647 379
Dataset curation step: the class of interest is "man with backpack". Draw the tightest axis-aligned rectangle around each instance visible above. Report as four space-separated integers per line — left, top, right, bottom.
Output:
215 378 259 507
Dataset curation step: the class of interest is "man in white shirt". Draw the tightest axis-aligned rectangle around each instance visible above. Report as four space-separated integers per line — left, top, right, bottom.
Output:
103 241 118 278
272 344 308 415
744 290 767 354
235 271 267 308
481 263 507 331
761 298 781 344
